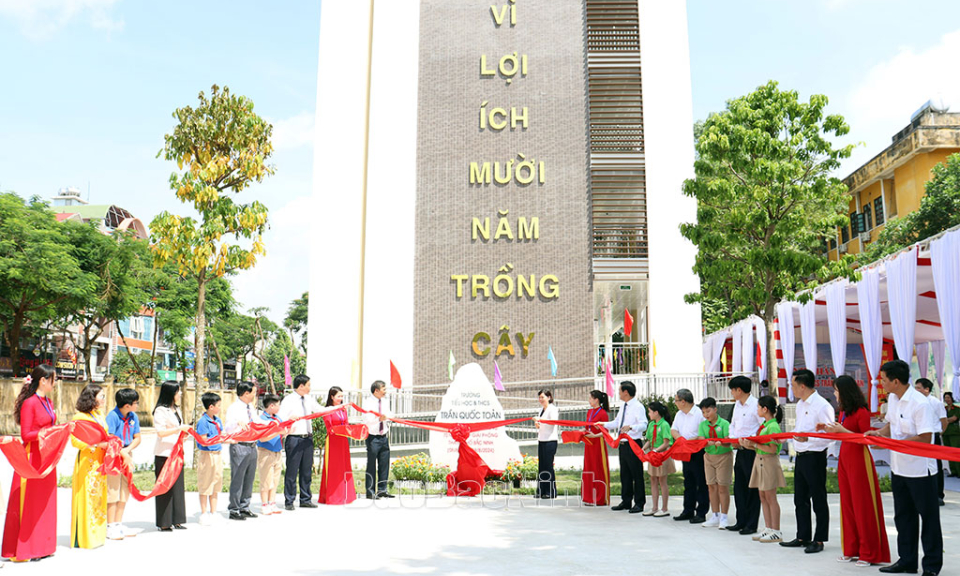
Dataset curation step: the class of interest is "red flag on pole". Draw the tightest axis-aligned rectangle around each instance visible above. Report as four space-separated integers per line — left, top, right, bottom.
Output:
604 358 615 397
755 342 762 371
624 308 634 337
390 361 402 389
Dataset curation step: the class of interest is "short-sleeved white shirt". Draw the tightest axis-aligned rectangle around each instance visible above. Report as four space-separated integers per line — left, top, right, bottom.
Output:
887 386 937 478
671 405 705 440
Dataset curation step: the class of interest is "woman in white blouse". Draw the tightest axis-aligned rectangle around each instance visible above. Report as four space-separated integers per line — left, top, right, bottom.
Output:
534 390 559 499
153 381 191 531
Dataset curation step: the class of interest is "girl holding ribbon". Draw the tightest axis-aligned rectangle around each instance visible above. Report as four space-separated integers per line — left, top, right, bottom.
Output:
642 401 675 517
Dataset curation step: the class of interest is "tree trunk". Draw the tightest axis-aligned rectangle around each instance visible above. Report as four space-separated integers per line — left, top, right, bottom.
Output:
208 329 225 389
149 311 160 380
193 270 208 468
117 325 148 382
252 316 275 393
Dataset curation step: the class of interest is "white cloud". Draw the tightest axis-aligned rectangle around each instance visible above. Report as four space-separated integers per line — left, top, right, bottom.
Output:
0 0 123 39
270 112 315 151
840 29 960 174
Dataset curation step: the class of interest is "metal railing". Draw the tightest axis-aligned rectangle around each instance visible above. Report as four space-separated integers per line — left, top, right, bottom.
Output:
596 342 648 374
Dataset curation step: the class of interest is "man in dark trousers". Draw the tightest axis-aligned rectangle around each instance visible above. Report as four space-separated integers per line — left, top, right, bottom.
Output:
671 388 709 523
603 381 648 514
725 376 763 535
868 360 942 576
363 380 394 499
278 375 324 510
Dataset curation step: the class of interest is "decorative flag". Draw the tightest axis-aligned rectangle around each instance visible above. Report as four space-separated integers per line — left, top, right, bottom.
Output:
448 350 455 381
721 347 727 372
547 346 558 377
624 308 634 337
284 354 292 388
652 340 657 369
604 358 615 397
493 360 505 391
390 360 402 389
755 342 762 371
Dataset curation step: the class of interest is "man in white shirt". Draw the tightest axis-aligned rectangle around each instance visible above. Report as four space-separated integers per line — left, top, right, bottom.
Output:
671 388 708 523
279 374 325 510
726 375 763 535
225 381 259 520
603 381 647 513
867 359 941 576
780 369 835 554
915 378 948 507
363 380 394 499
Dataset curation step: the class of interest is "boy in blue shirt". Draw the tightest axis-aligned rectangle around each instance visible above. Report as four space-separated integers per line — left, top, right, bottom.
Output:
106 388 141 541
196 392 226 525
257 394 286 516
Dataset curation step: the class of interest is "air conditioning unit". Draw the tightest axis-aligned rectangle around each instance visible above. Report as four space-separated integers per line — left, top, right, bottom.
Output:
859 232 871 242
838 244 848 254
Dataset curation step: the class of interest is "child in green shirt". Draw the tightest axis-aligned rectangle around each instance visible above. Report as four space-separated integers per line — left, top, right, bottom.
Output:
642 401 675 518
739 395 785 544
697 397 733 528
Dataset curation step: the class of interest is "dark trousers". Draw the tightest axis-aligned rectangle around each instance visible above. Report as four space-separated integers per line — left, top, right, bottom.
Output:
733 449 760 530
537 440 558 498
284 435 314 505
618 442 646 509
794 450 830 542
154 456 185 528
228 443 257 513
934 433 944 499
365 435 390 497
682 449 710 517
891 473 942 574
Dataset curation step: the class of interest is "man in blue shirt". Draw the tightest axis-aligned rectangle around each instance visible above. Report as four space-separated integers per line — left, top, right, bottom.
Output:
105 388 141 540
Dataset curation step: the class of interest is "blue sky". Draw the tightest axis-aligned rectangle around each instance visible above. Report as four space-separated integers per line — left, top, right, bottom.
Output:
2 0 959 325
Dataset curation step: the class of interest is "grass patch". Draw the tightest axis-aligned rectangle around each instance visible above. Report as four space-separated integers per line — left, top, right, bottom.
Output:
59 465 891 495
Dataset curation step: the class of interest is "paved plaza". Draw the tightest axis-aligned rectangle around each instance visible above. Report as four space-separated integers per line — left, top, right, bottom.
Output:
0 485 957 575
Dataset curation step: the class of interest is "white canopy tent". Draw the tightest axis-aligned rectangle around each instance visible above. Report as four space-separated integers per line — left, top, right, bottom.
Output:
703 224 960 407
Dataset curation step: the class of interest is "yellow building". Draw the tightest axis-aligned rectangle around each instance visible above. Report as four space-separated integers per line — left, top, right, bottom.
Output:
828 105 960 260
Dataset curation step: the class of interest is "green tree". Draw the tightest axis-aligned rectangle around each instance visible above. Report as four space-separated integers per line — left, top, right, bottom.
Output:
681 81 854 372
0 193 96 376
55 222 149 381
150 85 274 423
248 329 304 391
284 291 308 355
859 152 960 263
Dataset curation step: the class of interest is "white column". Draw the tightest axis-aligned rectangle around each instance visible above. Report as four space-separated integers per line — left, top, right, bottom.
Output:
638 0 702 373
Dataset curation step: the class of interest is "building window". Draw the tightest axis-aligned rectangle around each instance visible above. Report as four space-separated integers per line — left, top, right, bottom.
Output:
130 316 145 340
841 222 849 244
874 196 884 226
850 211 859 236
830 236 837 250
863 204 873 231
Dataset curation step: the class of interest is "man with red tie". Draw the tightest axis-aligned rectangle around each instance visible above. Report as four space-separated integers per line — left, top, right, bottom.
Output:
363 380 394 499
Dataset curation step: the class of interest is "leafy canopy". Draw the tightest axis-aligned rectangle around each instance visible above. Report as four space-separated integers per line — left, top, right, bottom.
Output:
681 81 854 327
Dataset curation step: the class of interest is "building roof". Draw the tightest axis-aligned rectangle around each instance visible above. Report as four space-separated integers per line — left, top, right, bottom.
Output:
55 213 82 222
843 109 960 194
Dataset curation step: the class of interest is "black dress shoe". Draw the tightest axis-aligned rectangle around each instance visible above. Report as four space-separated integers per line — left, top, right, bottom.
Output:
611 502 630 511
804 542 824 554
228 513 246 521
628 506 643 514
284 504 295 511
159 526 174 531
689 515 707 524
725 524 744 531
377 492 396 499
738 527 756 535
239 510 257 518
300 501 318 508
922 571 938 576
878 563 918 574
173 524 187 530
366 494 379 500
674 512 694 521
779 538 808 548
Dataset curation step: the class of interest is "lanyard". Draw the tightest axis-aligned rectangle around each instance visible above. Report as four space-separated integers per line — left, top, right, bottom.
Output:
588 408 602 422
37 394 55 421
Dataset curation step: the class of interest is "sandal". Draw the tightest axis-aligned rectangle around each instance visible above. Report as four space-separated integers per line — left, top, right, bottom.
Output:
641 509 656 516
837 556 855 562
855 561 872 567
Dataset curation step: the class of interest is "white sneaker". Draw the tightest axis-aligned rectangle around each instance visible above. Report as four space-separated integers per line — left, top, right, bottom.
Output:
752 528 771 541
702 514 720 528
199 513 212 526
718 515 729 529
121 524 139 537
261 504 273 516
760 530 782 543
106 524 124 541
